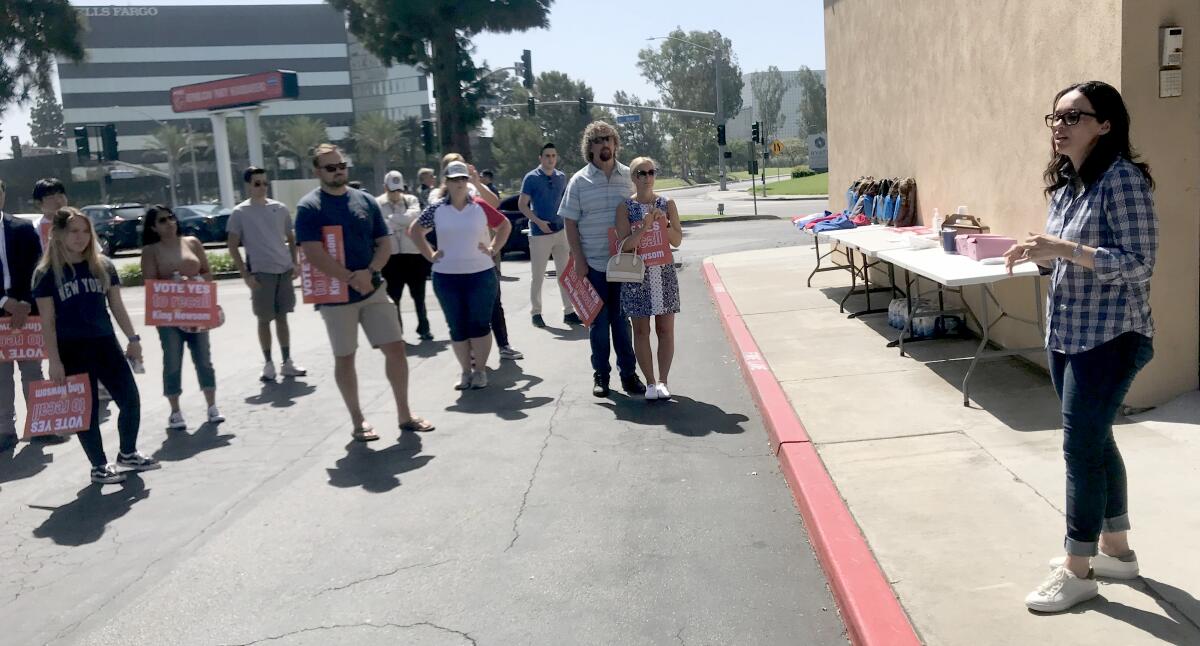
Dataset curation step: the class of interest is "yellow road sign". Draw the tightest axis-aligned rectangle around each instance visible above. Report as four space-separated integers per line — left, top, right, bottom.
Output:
770 140 784 155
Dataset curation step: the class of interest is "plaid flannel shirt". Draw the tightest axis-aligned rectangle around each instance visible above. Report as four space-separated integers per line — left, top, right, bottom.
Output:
1045 157 1157 354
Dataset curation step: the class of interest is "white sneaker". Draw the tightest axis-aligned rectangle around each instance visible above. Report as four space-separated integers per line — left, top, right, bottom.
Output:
656 382 671 399
470 370 488 389
1025 566 1098 612
454 371 472 391
261 361 276 382
280 359 307 377
644 384 659 401
207 406 225 424
167 411 186 430
498 346 524 360
1048 551 1139 580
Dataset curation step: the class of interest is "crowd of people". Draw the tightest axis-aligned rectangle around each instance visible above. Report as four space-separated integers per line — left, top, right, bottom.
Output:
0 120 683 485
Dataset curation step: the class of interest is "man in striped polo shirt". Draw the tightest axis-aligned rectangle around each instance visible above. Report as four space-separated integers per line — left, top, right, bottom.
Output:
560 121 645 397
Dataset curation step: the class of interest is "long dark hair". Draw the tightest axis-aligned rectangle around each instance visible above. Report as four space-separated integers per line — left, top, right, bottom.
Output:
141 204 174 246
1043 81 1153 196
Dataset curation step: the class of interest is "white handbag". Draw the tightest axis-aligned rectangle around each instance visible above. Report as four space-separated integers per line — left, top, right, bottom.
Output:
606 236 645 283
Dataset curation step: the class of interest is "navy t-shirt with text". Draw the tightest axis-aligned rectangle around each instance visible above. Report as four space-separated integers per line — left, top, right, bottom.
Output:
294 187 389 304
32 259 120 340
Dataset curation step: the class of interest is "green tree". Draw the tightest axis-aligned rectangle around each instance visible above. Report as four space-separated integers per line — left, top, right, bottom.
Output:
274 116 329 177
490 117 543 186
796 66 827 136
28 91 65 148
751 66 790 142
611 91 669 172
775 138 808 167
637 29 743 180
0 0 84 112
511 70 601 172
352 112 406 190
147 125 205 207
328 0 552 157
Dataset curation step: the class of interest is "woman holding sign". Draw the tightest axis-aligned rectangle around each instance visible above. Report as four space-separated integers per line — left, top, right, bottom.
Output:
615 157 683 401
34 207 157 484
140 205 223 430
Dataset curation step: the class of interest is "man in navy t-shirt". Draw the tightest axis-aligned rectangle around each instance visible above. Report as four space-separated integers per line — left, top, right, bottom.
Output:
295 144 433 439
519 143 579 328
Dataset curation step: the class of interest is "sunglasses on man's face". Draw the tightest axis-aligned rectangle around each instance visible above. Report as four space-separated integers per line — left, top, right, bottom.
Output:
635 169 658 178
251 181 268 187
321 162 349 173
590 135 612 145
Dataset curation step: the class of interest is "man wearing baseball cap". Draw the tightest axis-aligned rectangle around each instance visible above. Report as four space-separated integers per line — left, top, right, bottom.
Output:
377 170 432 340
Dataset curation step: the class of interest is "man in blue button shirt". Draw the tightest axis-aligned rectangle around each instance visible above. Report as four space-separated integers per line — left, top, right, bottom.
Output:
519 143 580 328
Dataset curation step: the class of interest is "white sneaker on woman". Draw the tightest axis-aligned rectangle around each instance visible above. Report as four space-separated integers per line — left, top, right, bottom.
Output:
207 406 225 424
656 382 671 399
1025 566 1098 612
1048 551 1139 579
644 384 659 401
167 411 186 430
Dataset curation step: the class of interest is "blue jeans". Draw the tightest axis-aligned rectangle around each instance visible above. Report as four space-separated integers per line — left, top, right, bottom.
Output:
158 327 216 397
586 267 636 380
1049 332 1154 556
432 269 497 342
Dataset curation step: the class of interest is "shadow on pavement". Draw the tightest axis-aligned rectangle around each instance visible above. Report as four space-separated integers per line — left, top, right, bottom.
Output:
325 432 433 493
243 378 318 408
30 475 150 546
543 325 589 342
0 441 52 484
597 394 749 437
152 422 235 462
444 361 553 421
405 339 451 359
1053 578 1200 645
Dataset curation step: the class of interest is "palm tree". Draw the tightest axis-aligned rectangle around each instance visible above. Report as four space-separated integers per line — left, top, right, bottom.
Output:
147 124 205 207
351 112 403 190
274 116 329 177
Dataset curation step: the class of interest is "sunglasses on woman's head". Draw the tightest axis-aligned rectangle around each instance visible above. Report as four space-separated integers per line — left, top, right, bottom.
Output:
321 162 349 172
635 169 657 178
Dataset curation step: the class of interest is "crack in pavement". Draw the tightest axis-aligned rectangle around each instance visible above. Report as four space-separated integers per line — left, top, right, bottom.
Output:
505 385 568 553
219 620 478 646
314 559 452 596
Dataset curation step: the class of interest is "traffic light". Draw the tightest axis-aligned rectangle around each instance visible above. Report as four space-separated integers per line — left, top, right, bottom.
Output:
521 50 533 89
578 98 588 115
10 136 20 160
101 123 119 161
527 96 536 117
751 121 761 144
74 126 90 163
716 124 726 146
420 119 434 154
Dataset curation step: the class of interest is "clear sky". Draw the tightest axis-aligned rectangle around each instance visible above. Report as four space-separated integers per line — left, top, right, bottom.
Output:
0 0 825 158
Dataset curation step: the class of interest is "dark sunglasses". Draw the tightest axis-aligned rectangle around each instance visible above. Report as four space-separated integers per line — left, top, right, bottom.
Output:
589 135 612 145
321 162 349 172
1044 110 1099 127
635 168 658 178
156 214 176 224
251 180 268 187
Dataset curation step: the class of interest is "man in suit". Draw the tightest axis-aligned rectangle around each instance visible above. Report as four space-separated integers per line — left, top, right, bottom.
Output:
0 179 58 451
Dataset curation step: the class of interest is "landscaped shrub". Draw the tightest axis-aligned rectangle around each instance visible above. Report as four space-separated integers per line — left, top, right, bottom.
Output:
791 165 817 178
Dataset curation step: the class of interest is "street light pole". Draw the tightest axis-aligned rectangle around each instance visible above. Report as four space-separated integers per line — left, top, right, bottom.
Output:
647 35 727 190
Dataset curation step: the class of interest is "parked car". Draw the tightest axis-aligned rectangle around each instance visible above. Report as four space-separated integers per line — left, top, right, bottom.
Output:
496 194 530 257
175 204 231 243
81 204 146 256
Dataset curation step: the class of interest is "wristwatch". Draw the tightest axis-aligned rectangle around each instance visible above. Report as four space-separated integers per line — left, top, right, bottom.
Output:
128 334 141 343
1071 242 1083 260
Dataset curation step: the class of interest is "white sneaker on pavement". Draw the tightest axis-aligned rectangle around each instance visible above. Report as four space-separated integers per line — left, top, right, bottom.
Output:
498 346 524 360
167 411 186 430
261 361 276 382
470 370 488 389
207 405 225 424
454 371 472 391
656 382 671 399
644 383 659 401
280 359 307 377
1048 551 1139 580
1025 566 1098 612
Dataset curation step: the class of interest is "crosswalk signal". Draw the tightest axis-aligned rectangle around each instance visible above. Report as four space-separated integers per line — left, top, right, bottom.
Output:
527 96 536 117
101 123 119 161
578 98 588 116
751 121 761 144
421 119 434 154
74 126 90 163
521 50 533 89
716 124 726 146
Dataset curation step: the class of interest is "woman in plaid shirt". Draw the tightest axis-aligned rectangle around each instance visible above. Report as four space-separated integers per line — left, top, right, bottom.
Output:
1005 81 1157 613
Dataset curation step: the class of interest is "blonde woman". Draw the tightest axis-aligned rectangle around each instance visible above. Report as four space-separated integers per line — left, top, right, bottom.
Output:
614 157 682 400
33 208 157 484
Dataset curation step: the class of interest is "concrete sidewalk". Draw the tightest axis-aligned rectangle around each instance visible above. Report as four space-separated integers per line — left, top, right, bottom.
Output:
706 242 1200 645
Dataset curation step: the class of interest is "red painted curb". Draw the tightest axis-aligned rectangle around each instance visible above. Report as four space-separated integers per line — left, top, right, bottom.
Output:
702 258 922 646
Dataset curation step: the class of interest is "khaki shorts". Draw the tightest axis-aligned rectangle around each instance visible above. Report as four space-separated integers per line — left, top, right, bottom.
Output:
318 288 403 357
250 270 297 318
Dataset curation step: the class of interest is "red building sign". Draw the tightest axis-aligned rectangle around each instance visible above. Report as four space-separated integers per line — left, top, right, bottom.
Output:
170 70 299 113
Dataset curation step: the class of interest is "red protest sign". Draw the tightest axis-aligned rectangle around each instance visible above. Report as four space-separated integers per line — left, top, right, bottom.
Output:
23 375 91 440
608 220 673 268
557 255 603 327
0 316 46 362
145 280 220 328
301 226 349 305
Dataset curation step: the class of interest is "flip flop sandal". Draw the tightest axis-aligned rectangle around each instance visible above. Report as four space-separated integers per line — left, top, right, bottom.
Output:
352 423 380 442
399 417 435 433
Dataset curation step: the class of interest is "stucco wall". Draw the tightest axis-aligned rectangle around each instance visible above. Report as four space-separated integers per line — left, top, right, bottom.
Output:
824 0 1200 405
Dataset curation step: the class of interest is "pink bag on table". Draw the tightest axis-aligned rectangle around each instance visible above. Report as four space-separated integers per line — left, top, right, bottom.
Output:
955 234 1016 261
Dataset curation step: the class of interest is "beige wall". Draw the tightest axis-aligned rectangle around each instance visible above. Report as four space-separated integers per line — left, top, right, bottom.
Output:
825 0 1200 405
